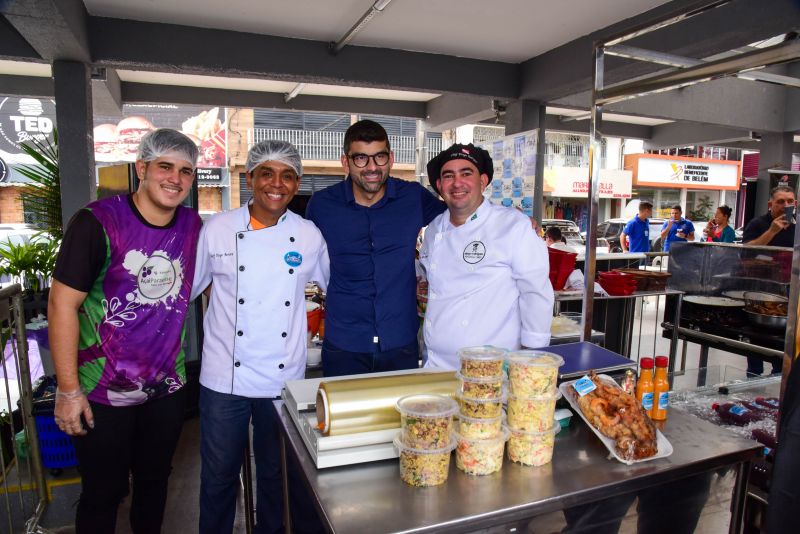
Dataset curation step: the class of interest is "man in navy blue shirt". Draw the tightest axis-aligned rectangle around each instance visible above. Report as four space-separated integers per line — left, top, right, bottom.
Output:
620 201 652 253
306 120 445 376
659 205 695 252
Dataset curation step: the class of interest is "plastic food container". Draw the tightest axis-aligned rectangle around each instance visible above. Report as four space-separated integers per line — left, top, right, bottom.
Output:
507 351 564 396
456 372 504 400
393 436 456 487
396 394 458 449
455 426 511 476
456 392 505 419
455 413 504 440
506 390 563 432
507 424 559 466
458 346 507 379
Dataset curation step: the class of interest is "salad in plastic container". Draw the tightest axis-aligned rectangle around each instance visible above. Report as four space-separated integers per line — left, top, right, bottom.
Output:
506 390 563 432
455 426 510 476
507 351 564 396
394 436 456 487
456 372 504 400
458 346 507 379
396 394 458 449
456 392 505 419
455 413 504 440
507 424 559 466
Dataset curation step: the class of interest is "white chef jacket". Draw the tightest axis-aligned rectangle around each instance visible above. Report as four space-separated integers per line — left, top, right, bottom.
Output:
192 206 329 397
420 199 553 370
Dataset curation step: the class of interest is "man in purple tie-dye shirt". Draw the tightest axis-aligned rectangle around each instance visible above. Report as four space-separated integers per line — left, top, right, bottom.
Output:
48 129 201 534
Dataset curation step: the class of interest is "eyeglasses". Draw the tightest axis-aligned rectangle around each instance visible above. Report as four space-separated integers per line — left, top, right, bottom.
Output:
347 151 390 168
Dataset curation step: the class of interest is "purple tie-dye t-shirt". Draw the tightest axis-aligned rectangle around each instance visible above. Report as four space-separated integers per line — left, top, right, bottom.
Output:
76 195 201 406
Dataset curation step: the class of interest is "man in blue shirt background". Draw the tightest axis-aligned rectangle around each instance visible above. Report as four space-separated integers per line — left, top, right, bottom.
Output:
306 120 445 376
659 205 695 252
620 200 653 253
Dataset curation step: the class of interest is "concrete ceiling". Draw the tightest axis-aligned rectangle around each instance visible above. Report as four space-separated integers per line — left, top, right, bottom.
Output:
82 0 670 63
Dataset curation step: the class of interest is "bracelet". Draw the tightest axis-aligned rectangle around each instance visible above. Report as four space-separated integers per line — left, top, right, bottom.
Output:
56 387 84 399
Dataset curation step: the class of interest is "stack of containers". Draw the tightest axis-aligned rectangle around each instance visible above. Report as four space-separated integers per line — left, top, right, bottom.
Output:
506 351 565 466
453 346 510 476
394 394 458 486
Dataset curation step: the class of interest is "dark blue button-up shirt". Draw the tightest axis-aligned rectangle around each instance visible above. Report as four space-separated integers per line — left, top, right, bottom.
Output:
306 177 445 352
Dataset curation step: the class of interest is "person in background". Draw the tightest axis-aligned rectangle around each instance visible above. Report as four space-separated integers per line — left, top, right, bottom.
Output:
620 201 653 253
704 205 736 243
545 226 566 246
659 205 695 252
743 185 796 247
306 119 445 377
419 143 553 369
193 141 328 534
49 129 201 534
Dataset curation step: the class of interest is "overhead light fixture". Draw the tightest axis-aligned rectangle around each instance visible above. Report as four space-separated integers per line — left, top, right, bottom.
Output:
285 83 307 103
330 0 394 55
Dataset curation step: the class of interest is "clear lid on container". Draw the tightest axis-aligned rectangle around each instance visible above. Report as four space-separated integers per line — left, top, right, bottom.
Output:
393 435 457 454
455 371 505 383
508 423 561 438
455 392 506 404
507 351 565 368
454 425 511 444
457 346 508 361
507 389 563 402
396 394 458 418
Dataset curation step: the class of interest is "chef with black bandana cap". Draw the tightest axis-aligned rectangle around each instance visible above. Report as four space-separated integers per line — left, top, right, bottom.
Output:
419 143 553 370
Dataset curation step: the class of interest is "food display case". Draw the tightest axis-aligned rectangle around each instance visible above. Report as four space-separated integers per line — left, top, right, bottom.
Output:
663 242 791 372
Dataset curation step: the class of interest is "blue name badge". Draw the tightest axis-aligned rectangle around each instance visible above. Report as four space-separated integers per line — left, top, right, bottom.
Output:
284 251 303 267
573 375 597 397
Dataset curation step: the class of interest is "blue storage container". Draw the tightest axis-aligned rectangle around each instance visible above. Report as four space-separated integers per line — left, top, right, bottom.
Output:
34 415 77 469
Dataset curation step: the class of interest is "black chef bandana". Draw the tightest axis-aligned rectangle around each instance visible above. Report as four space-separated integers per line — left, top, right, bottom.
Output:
426 143 494 196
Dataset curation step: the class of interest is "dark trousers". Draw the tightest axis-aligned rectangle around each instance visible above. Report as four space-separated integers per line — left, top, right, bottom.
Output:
199 386 323 534
321 338 419 377
72 387 187 534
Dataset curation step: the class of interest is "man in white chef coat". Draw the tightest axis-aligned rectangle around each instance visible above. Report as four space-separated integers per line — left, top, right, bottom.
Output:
192 141 329 534
420 144 553 369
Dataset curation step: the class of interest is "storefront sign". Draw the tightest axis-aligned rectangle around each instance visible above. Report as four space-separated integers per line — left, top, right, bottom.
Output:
544 167 632 199
628 154 739 190
0 97 57 163
196 167 230 187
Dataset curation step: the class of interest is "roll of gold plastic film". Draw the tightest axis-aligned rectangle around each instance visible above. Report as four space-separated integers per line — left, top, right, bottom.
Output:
316 372 458 436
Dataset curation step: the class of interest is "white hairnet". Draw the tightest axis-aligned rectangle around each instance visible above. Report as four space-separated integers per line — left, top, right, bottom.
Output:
137 128 199 167
246 140 303 176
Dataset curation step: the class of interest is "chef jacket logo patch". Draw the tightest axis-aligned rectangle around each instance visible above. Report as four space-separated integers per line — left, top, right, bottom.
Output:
284 251 303 267
462 241 486 264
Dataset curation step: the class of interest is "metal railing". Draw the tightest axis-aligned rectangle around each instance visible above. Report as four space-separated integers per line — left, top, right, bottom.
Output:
0 284 51 533
249 129 443 165
544 132 608 169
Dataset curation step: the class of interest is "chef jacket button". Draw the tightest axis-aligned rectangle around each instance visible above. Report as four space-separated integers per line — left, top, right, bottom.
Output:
289 268 294 274
290 237 295 242
461 320 468 327
237 330 243 336
234 361 241 367
238 233 244 239
279 363 285 370
238 298 244 304
285 301 290 306
281 332 287 338
239 265 245 272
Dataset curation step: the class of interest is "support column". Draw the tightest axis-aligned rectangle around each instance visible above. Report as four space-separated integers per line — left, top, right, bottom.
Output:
415 119 428 188
504 100 541 136
534 105 546 225
53 60 95 227
755 132 794 211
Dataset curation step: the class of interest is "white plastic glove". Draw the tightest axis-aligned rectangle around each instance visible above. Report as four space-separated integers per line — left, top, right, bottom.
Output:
54 387 94 436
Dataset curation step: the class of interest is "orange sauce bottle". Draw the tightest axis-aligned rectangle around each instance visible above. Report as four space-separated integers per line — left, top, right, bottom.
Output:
635 357 655 414
650 356 669 420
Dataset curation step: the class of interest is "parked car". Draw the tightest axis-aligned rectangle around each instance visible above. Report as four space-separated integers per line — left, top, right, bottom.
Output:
543 219 609 254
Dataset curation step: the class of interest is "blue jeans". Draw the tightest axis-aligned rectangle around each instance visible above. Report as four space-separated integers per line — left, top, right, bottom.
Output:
321 339 419 377
199 387 322 534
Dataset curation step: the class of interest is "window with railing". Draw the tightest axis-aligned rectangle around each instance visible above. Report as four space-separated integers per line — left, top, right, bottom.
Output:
545 132 607 168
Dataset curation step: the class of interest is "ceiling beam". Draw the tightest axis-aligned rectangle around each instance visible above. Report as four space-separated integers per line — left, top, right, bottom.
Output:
89 16 518 99
0 15 40 60
425 94 498 132
520 0 800 102
92 67 123 117
0 74 53 97
543 115 652 140
0 0 90 62
121 83 427 118
644 122 754 149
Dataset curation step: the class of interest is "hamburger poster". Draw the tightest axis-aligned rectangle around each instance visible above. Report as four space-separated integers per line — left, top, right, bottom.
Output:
94 104 227 168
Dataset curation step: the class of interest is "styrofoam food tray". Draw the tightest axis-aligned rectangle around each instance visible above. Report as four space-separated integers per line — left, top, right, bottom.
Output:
559 374 673 465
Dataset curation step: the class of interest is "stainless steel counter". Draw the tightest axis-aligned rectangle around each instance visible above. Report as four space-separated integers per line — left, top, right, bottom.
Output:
276 401 761 534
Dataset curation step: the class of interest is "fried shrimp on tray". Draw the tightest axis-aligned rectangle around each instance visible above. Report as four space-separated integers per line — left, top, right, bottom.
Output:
575 371 658 460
